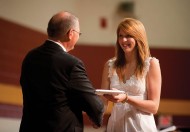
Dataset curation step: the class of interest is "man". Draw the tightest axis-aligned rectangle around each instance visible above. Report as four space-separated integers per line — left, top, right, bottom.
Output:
19 11 104 132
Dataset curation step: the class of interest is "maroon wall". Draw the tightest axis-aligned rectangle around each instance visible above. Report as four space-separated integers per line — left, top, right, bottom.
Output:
0 18 47 85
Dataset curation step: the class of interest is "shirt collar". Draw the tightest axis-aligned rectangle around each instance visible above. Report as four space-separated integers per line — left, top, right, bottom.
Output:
47 39 67 52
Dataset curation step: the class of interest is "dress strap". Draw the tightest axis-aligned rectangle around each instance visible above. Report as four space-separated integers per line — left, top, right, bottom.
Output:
107 58 116 78
144 57 159 76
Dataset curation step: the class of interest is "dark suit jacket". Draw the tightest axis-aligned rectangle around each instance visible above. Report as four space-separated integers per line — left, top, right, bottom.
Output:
19 40 104 132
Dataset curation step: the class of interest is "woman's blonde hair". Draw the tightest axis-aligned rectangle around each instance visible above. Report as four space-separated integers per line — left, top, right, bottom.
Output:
114 18 150 81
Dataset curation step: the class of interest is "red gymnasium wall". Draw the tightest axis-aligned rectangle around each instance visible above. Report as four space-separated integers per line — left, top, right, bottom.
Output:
0 18 190 127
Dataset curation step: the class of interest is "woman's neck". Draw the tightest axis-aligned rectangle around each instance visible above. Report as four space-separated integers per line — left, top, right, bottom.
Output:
125 52 137 64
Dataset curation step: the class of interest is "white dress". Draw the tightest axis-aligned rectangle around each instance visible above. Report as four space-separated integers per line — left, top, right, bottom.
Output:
106 57 158 132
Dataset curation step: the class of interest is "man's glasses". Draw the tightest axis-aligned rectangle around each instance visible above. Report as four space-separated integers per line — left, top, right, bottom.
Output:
73 30 82 36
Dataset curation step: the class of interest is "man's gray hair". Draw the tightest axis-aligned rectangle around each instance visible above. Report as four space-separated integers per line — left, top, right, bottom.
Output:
47 12 79 38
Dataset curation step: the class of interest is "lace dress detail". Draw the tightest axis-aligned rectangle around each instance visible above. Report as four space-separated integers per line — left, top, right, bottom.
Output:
106 57 159 132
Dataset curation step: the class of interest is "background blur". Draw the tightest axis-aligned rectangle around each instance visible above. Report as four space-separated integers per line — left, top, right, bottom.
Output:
0 0 190 131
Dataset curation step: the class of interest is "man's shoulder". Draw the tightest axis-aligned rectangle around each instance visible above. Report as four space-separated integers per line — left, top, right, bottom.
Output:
57 52 83 66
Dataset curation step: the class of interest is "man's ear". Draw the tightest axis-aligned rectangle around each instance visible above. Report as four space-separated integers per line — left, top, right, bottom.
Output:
67 29 73 40
61 29 72 41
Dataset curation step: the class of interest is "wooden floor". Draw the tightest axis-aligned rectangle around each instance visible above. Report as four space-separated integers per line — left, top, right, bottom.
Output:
0 117 106 132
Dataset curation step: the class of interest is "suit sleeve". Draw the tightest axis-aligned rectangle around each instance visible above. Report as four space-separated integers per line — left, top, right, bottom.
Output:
68 60 104 127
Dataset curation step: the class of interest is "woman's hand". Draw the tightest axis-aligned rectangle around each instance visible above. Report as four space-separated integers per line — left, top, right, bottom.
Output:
104 93 127 103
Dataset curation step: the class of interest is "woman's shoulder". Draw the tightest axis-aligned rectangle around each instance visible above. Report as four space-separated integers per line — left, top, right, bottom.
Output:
105 57 116 77
144 57 160 75
145 57 159 65
107 57 116 66
149 57 160 70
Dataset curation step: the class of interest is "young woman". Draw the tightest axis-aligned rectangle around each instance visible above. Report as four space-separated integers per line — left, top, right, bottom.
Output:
101 18 162 132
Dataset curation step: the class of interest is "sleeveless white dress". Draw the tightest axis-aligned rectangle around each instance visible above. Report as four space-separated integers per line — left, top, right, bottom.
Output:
106 57 158 132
